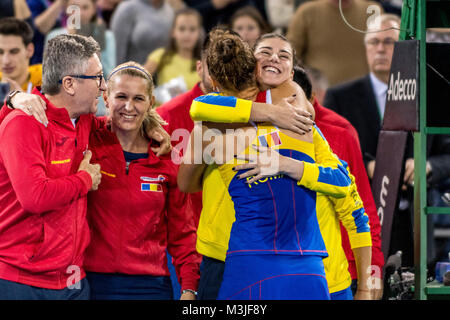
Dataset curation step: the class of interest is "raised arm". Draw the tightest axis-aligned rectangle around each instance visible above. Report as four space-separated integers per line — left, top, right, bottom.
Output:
299 126 352 198
177 122 207 193
32 0 67 35
189 92 314 135
234 126 351 199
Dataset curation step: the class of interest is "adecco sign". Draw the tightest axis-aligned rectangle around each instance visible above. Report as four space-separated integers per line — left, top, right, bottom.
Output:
387 71 417 102
383 40 419 131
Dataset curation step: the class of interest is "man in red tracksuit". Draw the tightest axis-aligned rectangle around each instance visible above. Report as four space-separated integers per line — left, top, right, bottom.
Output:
0 34 104 299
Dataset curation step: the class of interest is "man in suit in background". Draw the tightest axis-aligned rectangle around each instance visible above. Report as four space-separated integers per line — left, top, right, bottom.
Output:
323 13 400 179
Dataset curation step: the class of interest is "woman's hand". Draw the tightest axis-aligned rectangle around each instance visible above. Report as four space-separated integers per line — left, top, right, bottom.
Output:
233 144 304 184
234 144 283 184
270 96 314 135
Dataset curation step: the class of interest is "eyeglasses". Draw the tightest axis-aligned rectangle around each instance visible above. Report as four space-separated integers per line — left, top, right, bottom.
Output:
365 38 396 47
58 74 104 87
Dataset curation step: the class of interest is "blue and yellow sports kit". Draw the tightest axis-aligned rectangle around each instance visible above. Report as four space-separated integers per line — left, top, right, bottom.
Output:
191 92 372 298
215 122 354 300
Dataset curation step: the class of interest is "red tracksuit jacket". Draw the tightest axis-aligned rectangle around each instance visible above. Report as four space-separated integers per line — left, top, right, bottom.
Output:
83 126 201 291
0 88 95 289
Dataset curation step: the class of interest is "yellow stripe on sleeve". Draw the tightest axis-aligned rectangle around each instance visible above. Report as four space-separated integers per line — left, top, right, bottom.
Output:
190 94 252 123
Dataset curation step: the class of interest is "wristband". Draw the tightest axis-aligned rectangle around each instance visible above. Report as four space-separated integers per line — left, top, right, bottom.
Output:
6 90 21 109
182 289 198 296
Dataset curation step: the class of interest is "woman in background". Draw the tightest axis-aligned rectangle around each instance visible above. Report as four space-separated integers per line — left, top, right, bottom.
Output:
144 7 203 104
229 6 271 48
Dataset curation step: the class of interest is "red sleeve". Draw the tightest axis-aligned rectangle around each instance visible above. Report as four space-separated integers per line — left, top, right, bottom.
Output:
0 102 13 125
156 105 173 136
165 167 201 292
0 115 91 214
339 134 384 278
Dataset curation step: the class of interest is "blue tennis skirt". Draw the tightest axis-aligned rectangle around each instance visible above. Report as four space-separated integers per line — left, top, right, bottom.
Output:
217 254 330 300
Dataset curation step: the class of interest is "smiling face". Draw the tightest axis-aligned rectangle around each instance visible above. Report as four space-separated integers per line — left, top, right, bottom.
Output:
105 74 153 134
254 37 294 89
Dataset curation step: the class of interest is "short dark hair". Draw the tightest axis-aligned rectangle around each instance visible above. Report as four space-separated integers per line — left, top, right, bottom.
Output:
0 17 34 46
292 65 312 100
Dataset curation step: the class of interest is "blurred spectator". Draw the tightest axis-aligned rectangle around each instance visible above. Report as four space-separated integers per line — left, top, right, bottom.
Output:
0 0 32 20
45 0 116 78
323 13 400 172
264 0 294 34
304 66 328 105
26 0 69 65
229 5 271 48
144 7 203 105
111 0 174 65
96 0 122 27
287 0 383 86
45 0 115 115
0 17 42 95
167 0 186 10
375 0 402 15
184 0 267 32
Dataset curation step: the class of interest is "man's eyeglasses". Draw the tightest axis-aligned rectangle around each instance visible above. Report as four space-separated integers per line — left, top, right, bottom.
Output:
58 74 104 87
365 38 396 47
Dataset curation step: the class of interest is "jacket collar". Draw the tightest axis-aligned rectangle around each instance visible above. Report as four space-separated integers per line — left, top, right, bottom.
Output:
98 124 162 165
33 87 75 126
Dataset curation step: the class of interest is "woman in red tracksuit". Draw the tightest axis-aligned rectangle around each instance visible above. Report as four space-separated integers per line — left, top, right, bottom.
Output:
83 61 201 300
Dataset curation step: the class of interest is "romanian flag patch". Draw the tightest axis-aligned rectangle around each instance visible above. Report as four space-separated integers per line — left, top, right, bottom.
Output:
141 183 163 192
258 131 282 148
